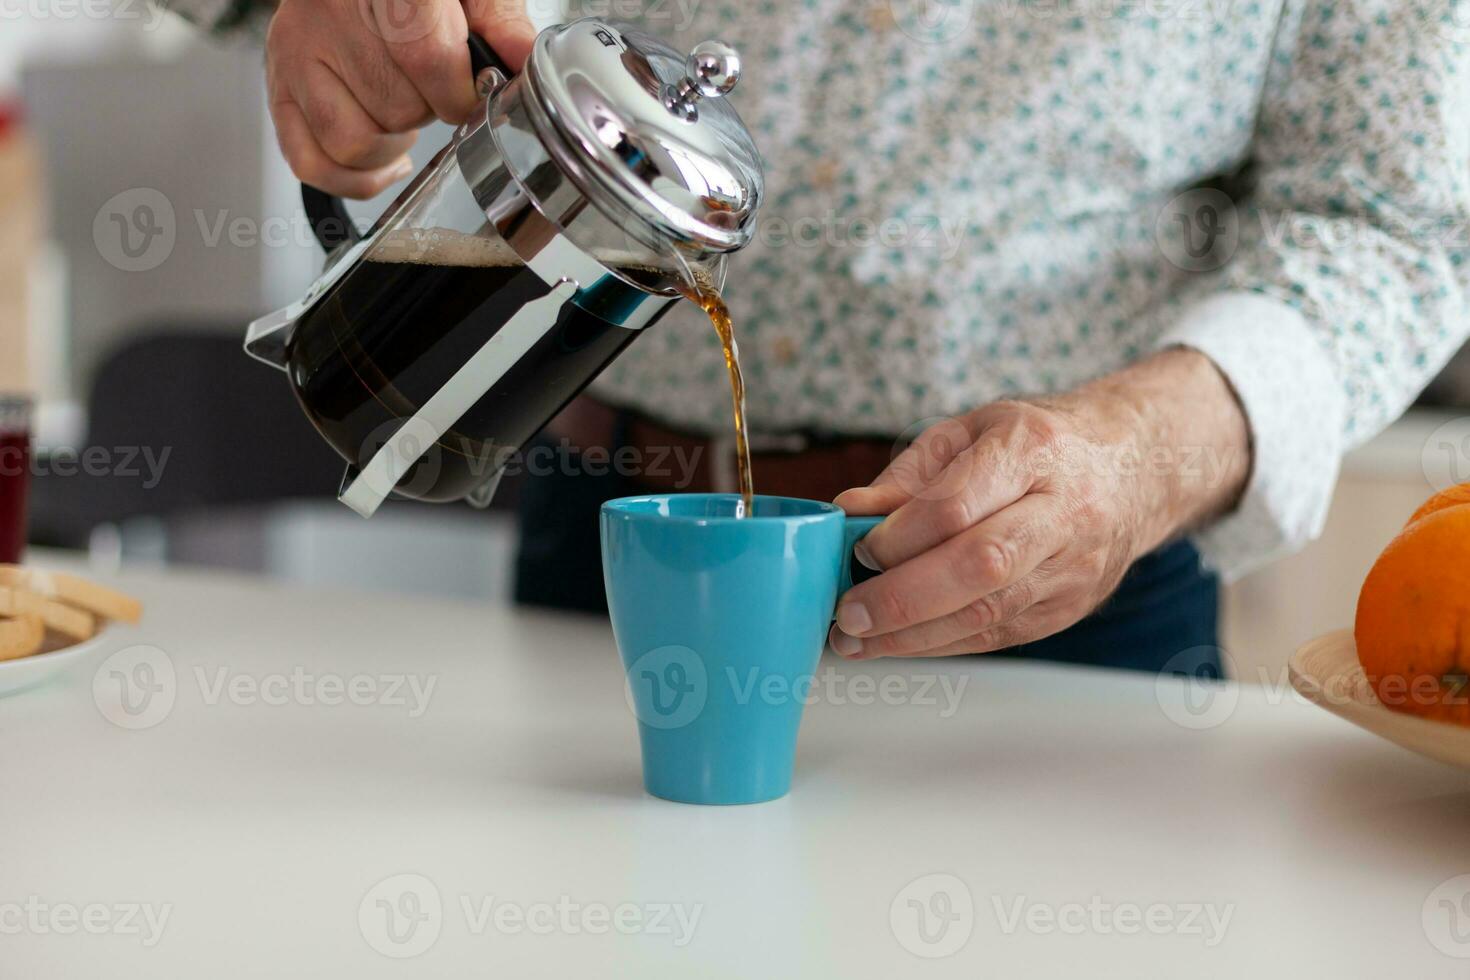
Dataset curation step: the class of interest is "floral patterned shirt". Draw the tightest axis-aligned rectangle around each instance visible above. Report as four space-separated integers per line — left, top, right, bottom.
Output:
591 0 1470 578
174 0 1470 577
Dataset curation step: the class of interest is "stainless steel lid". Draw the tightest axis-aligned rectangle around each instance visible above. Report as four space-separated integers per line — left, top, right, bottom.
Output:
523 19 764 253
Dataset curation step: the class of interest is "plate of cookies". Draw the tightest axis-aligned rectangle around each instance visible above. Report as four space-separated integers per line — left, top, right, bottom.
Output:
0 565 143 697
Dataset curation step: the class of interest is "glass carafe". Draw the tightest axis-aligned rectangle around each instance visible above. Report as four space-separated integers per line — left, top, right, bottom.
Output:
245 20 763 517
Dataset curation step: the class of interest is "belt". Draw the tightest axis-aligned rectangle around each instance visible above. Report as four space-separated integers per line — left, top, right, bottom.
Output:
547 396 900 504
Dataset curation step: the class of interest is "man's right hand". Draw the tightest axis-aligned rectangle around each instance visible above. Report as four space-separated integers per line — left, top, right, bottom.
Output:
265 0 535 199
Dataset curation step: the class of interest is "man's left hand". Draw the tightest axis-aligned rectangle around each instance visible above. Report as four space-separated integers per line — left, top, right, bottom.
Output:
828 348 1251 659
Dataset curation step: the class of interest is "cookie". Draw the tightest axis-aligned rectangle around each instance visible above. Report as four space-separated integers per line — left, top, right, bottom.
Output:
0 566 142 624
0 614 43 662
0 586 96 642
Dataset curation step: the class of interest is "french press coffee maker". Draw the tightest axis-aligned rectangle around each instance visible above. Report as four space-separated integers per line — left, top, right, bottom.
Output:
245 19 763 516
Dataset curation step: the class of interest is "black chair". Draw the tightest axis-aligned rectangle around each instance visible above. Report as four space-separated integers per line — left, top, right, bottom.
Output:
29 327 340 547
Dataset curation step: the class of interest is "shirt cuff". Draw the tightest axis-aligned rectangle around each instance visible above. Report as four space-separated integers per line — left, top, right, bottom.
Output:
1154 291 1346 582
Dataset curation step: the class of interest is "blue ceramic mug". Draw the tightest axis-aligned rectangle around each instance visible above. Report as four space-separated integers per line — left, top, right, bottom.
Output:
600 494 880 805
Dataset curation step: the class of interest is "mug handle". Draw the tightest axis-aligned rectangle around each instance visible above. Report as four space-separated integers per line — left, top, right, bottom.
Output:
838 516 884 595
301 33 514 254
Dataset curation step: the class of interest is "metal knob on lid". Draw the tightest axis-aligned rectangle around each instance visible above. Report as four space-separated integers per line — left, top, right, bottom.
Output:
513 20 765 254
663 41 742 121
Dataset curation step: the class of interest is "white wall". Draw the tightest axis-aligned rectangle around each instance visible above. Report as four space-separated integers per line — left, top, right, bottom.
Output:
8 12 317 397
5 8 536 401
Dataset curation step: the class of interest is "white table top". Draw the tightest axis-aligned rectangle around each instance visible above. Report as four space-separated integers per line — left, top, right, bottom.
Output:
3 559 1470 978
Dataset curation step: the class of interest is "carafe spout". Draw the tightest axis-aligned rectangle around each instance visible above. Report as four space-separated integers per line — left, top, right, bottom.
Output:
243 310 292 371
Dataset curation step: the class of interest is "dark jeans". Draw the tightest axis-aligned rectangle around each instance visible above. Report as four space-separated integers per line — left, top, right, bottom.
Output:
514 437 1222 679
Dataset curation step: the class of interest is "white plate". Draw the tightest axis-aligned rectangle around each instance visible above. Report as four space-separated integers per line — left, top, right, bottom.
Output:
0 630 111 697
1290 629 1470 771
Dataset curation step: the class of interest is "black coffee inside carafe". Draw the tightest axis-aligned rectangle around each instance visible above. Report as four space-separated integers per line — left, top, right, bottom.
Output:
285 230 673 502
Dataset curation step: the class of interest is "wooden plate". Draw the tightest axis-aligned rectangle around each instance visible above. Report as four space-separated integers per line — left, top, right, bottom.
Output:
1290 630 1470 770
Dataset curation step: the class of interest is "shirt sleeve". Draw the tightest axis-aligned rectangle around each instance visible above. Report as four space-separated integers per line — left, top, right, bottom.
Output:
1155 0 1470 581
150 0 277 38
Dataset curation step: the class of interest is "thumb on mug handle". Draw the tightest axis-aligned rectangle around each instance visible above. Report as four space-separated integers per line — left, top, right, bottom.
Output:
838 516 884 596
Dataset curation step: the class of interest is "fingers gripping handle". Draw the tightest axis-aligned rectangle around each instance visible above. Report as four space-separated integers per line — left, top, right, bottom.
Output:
467 33 512 80
839 516 883 595
302 34 514 254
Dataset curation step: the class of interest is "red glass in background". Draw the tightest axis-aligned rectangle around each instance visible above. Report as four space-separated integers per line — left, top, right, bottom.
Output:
0 398 31 564
1 102 30 561
0 102 20 140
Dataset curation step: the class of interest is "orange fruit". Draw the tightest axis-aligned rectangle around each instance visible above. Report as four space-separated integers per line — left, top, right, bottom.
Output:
1356 506 1470 725
1406 481 1470 528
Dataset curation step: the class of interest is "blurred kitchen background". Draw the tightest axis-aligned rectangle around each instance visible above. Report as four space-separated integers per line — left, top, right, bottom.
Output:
2 9 1469 679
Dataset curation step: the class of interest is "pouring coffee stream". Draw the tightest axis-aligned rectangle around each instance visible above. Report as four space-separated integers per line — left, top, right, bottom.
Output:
244 19 764 517
667 249 754 518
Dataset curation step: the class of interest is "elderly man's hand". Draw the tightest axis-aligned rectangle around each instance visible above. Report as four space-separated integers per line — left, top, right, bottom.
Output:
828 348 1251 660
265 0 535 199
